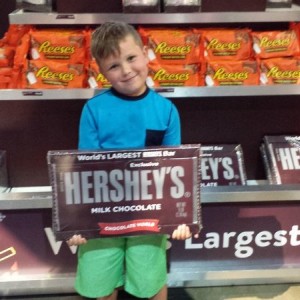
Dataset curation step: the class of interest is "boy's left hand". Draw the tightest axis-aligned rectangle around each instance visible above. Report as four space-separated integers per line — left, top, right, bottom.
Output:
172 224 199 240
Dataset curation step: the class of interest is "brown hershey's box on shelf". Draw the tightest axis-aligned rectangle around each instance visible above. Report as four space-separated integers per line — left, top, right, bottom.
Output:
201 144 247 187
47 145 201 240
262 135 300 184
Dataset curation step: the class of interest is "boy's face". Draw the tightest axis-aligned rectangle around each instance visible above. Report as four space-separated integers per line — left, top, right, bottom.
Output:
99 35 149 97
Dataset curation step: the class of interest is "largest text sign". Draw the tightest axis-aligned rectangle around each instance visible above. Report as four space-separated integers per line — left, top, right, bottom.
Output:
47 145 201 240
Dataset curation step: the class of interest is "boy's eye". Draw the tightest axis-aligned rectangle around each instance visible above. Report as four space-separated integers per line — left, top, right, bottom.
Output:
128 55 136 62
108 64 118 70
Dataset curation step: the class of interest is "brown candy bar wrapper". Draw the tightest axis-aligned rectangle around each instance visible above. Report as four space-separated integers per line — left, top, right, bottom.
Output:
262 135 300 184
200 144 247 187
48 145 202 240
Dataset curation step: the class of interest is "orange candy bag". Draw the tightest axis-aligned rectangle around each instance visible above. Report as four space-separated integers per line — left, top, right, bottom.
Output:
23 60 86 89
30 29 87 63
87 60 111 89
0 67 12 88
252 30 300 59
202 29 253 61
1 24 31 47
0 46 15 67
13 33 30 68
139 27 202 65
260 57 300 85
147 61 203 87
205 60 259 86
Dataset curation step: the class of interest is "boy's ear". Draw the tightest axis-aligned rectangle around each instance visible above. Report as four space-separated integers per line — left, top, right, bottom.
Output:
142 45 148 53
143 45 150 62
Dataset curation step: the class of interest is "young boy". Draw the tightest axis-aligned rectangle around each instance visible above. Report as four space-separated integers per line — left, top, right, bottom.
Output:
67 22 197 300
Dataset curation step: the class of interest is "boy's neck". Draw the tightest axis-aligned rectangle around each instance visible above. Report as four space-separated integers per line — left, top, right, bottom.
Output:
111 86 149 101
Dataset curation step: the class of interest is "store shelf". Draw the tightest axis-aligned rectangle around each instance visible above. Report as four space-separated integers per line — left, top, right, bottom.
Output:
0 88 99 101
0 190 52 209
8 6 300 24
202 184 300 203
1 267 300 296
1 184 300 210
1 85 300 101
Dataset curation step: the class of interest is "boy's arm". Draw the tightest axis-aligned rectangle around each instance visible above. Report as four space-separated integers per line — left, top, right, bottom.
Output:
66 226 197 244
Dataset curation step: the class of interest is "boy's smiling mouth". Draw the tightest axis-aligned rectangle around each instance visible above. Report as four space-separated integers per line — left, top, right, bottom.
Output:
122 74 138 82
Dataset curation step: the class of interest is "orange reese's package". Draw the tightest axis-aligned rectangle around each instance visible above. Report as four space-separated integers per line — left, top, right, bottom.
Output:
205 60 260 86
202 29 253 61
260 57 300 85
252 30 300 59
139 27 202 65
23 60 86 89
30 29 87 63
148 61 204 87
87 60 111 89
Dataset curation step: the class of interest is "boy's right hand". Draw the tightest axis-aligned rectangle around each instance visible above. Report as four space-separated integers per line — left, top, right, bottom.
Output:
67 234 87 246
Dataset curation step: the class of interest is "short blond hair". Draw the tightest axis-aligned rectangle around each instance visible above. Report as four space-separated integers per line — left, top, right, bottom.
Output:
91 22 144 64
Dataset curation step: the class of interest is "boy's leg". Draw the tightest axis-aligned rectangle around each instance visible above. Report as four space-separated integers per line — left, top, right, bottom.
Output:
125 235 167 298
76 238 125 298
97 289 118 300
149 285 167 300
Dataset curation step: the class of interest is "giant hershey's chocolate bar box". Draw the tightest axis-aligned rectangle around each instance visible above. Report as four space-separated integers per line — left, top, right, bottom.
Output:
201 144 247 187
262 135 300 184
48 145 201 240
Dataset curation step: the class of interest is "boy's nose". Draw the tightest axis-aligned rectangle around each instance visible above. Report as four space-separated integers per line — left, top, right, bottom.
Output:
121 63 131 75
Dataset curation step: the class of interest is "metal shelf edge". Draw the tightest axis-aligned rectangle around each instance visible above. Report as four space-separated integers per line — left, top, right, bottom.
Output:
9 7 300 24
1 85 300 101
1 267 300 296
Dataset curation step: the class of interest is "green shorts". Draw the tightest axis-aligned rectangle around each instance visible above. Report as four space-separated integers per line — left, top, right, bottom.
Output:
75 234 167 298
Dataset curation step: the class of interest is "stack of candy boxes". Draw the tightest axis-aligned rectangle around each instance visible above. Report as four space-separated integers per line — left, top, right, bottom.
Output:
1 23 300 89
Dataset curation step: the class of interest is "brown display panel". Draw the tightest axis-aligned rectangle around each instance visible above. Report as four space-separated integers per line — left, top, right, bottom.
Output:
1 95 300 187
56 0 123 13
201 0 266 12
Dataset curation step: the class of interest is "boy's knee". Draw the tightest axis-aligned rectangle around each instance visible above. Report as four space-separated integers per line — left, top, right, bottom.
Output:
97 288 118 300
